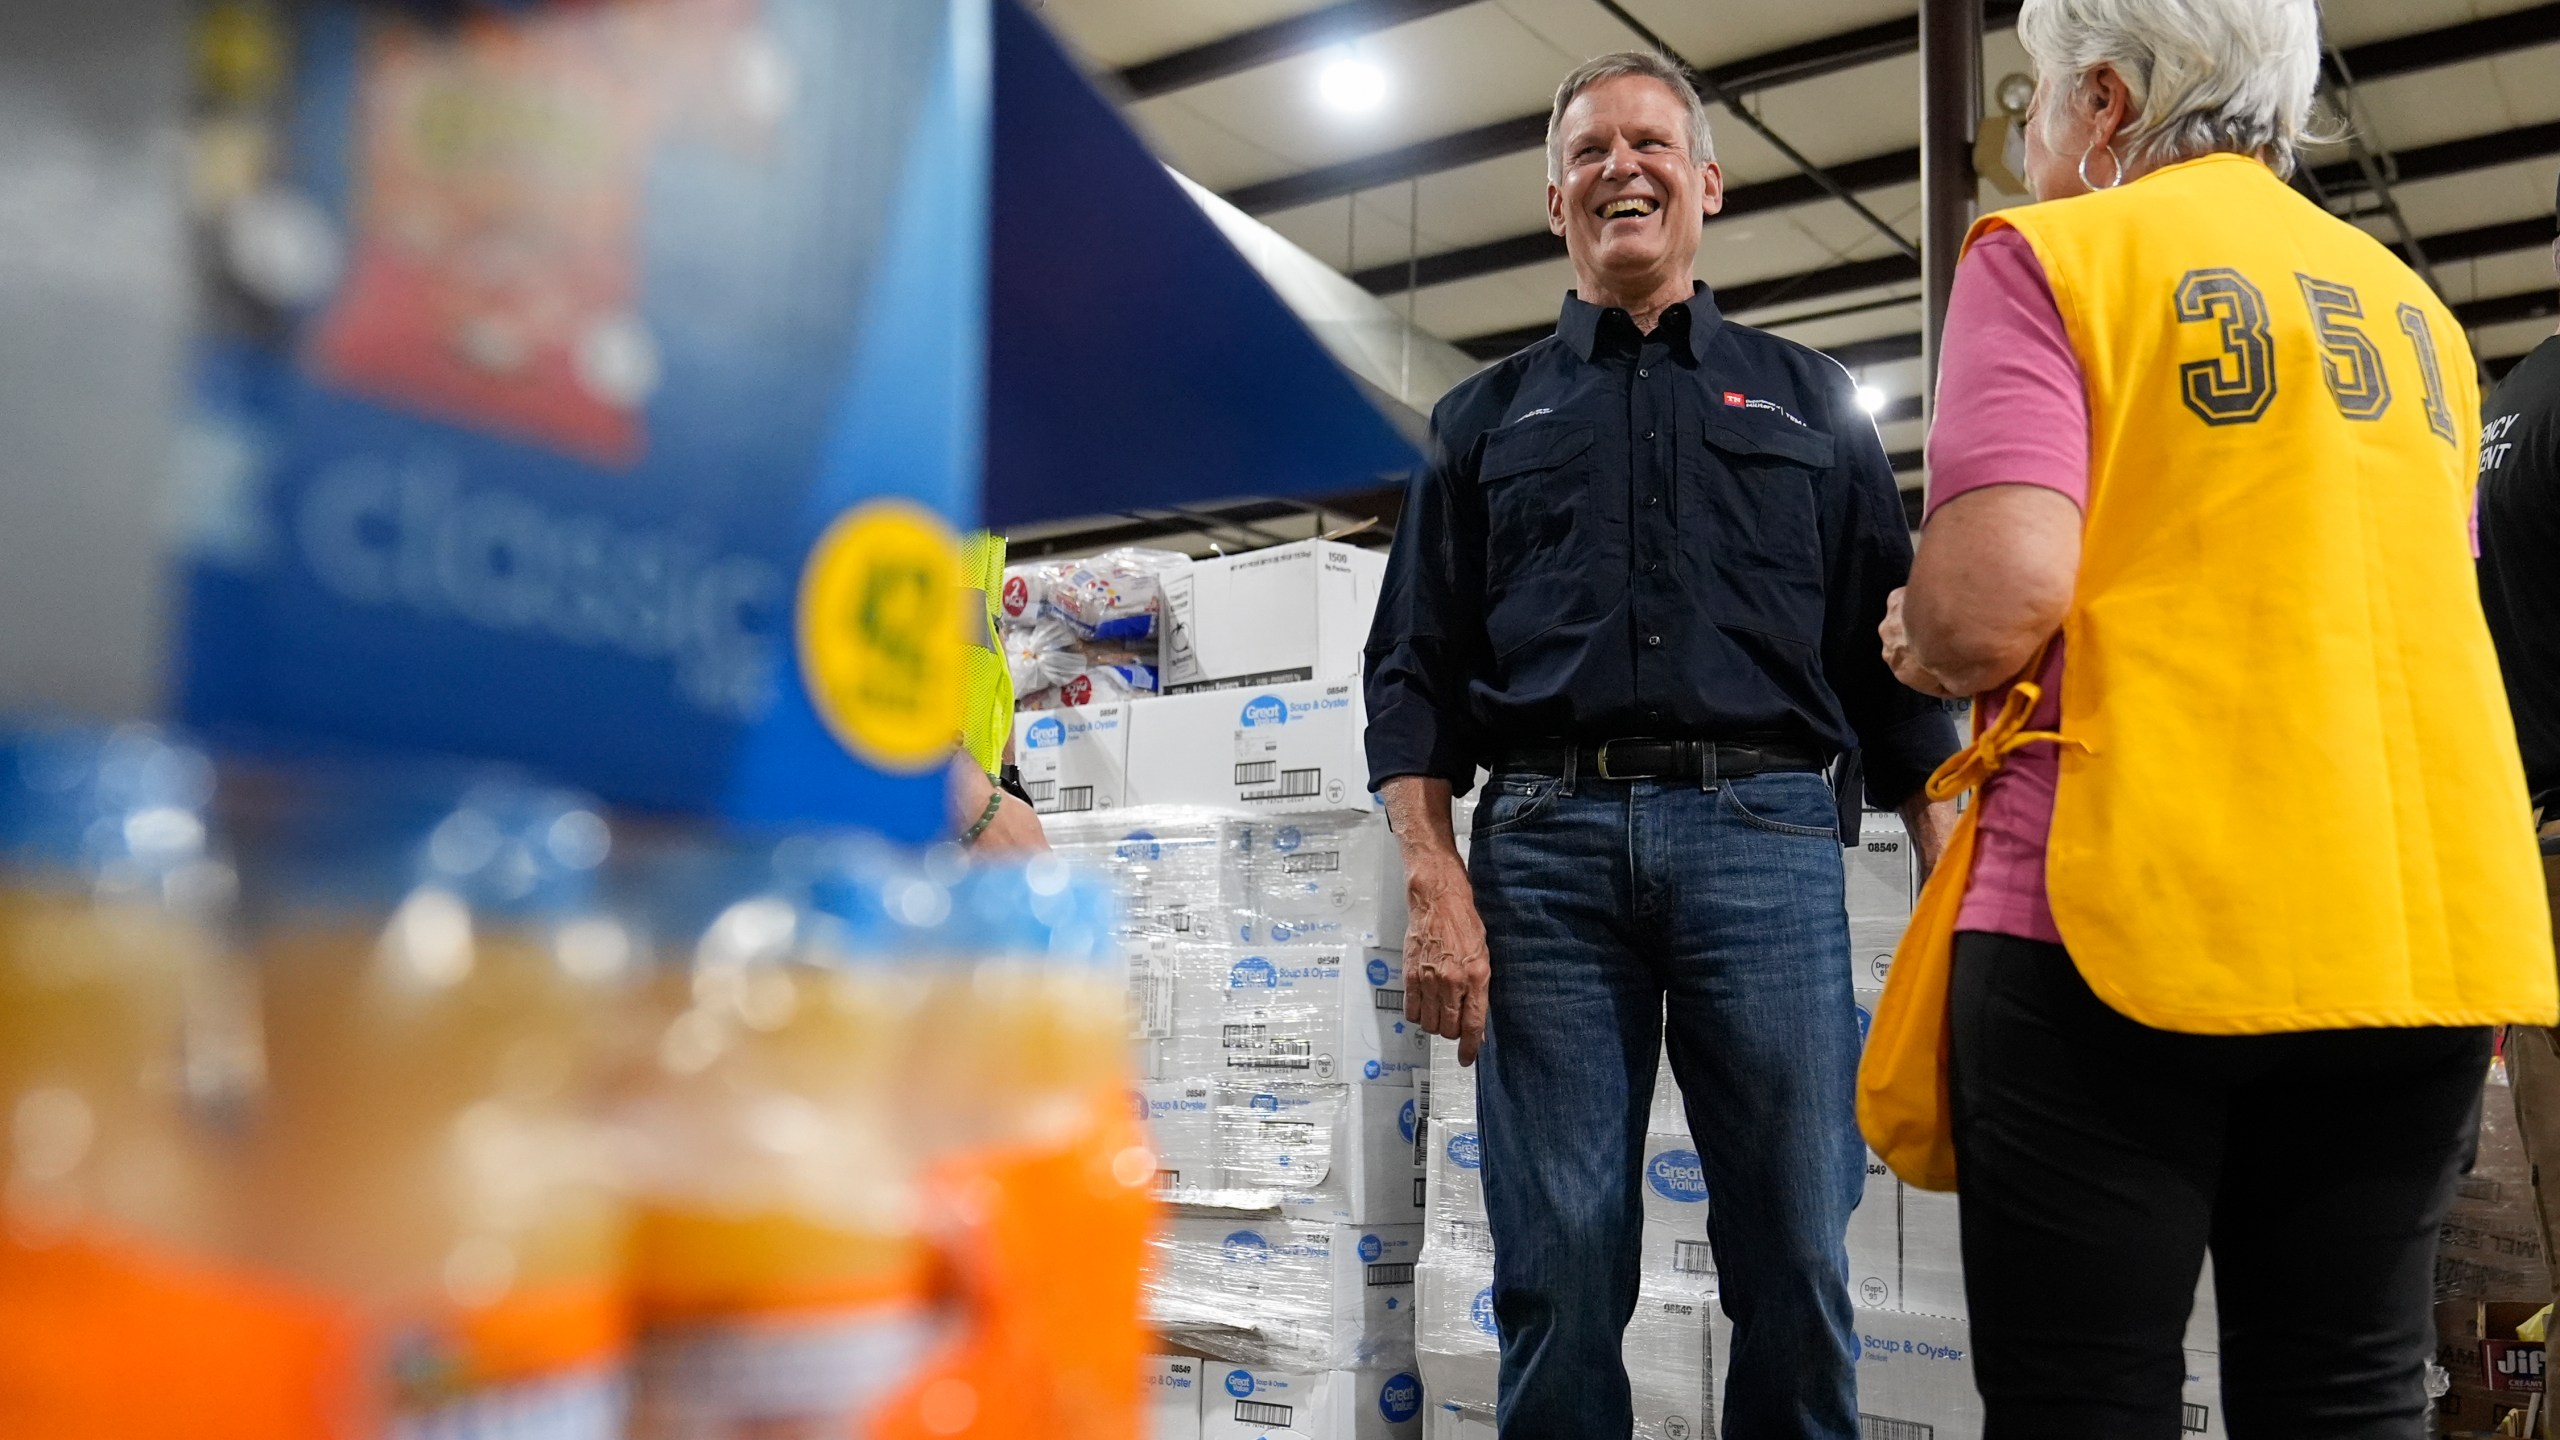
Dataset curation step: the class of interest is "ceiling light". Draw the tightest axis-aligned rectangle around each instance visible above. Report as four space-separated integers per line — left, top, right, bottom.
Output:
1317 54 1389 115
1856 384 1888 415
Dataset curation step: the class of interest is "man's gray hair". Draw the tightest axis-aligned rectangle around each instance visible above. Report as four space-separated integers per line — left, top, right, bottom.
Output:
2017 0 2323 178
1544 51 1715 184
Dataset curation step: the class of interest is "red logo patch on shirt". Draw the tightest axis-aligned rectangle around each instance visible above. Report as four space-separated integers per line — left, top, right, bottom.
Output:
1723 391 1747 407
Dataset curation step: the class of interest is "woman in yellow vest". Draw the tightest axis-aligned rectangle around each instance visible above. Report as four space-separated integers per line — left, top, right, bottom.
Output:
1864 0 2558 1432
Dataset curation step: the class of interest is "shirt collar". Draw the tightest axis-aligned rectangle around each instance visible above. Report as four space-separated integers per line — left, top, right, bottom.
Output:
1556 282 1724 364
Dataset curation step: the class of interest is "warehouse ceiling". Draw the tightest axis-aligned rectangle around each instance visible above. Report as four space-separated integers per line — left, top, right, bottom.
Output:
1014 0 2560 553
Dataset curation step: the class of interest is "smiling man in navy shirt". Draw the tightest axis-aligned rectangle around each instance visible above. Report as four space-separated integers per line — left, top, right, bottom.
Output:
1364 51 1958 1440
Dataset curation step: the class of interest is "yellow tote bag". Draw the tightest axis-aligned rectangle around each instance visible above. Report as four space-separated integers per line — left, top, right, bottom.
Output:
1857 664 2068 1192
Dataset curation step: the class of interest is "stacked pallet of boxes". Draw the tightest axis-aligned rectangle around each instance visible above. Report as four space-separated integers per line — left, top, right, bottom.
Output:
2432 1056 2549 1436
1035 541 1426 1439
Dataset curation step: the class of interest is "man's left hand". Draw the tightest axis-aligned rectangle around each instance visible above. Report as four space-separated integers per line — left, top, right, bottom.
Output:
1881 588 1963 701
1899 793 1959 879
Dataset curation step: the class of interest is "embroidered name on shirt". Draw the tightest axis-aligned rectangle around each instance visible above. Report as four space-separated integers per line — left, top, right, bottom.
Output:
1724 392 1809 428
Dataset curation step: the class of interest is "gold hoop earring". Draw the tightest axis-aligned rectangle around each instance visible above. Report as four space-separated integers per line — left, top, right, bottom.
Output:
2077 142 2123 191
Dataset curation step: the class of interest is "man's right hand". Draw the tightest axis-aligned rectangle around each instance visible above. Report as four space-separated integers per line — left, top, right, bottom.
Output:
1405 856 1491 1065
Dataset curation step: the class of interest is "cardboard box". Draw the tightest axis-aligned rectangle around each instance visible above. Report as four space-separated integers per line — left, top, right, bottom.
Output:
1849 919 1904 992
1216 1082 1426 1224
1013 704 1131 815
1146 1354 1208 1440
1047 807 1257 943
2438 1300 2549 1436
1149 1219 1421 1371
1422 1398 1497 1440
1238 815 1406 950
1126 681 1375 814
1849 1311 1982 1440
1427 1121 1486 1231
1638 1133 1714 1287
1844 812 1917 922
1846 1150 1901 1312
1164 946 1426 1088
1898 1185 1966 1319
1196 1365 1424 1440
1141 1076 1223 1194
1161 540 1387 694
1626 1288 1714 1440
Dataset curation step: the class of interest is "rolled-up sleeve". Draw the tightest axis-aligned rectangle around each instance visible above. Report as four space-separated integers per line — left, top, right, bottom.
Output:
1365 417 1487 795
1818 374 1959 810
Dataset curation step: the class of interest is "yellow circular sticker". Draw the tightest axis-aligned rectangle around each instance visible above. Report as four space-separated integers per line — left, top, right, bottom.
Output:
797 499 966 773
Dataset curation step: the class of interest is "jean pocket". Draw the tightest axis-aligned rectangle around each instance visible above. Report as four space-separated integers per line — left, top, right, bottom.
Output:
1720 771 1837 839
1474 776 1561 837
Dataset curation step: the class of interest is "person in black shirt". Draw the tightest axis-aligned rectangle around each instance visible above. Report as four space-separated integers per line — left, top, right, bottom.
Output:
1363 51 1957 1440
2480 203 2560 823
2479 175 2560 1344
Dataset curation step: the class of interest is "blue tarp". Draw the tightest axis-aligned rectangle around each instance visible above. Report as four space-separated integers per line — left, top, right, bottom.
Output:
984 0 1421 530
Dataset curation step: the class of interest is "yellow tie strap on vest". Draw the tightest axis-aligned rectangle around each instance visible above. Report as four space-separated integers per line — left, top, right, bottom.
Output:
1921 676 2081 807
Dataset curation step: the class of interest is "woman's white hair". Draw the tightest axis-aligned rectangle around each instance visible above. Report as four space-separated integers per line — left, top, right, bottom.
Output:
2017 0 2325 178
1545 51 1715 184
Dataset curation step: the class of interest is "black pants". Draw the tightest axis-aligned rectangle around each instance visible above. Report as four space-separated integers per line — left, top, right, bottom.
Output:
1949 931 2491 1440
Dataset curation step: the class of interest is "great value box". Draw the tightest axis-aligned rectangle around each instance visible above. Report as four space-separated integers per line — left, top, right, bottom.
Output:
1013 703 1130 815
1218 1082 1426 1224
1198 1364 1423 1440
1127 680 1375 814
1139 1076 1222 1193
1148 1217 1422 1370
1161 540 1387 694
1163 946 1426 1088
178 0 987 842
1238 815 1406 950
1638 1133 1714 1286
1147 1354 1209 1440
1845 811 1918 922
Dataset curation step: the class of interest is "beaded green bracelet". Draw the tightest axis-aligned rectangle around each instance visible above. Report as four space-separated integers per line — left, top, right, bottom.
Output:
961 785 1005 845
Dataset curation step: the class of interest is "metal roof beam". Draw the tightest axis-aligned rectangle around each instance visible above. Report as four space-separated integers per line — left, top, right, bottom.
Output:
2327 1 2560 85
1226 3 2022 214
1452 209 2560 359
1112 0 1482 101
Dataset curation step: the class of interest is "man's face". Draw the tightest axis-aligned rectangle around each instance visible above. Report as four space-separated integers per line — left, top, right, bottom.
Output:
1546 74 1721 298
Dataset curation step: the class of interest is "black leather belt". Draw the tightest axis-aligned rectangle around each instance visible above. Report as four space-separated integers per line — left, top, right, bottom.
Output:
1498 737 1829 782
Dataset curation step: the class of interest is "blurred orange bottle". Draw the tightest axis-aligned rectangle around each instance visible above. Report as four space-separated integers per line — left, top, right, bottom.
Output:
230 774 634 1436
613 838 942 1440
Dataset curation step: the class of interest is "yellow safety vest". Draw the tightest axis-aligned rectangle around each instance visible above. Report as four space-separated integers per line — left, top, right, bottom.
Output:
1863 154 2555 1186
958 530 1013 774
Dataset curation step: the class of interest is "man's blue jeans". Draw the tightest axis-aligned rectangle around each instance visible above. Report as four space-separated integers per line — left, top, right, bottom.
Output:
1469 765 1864 1440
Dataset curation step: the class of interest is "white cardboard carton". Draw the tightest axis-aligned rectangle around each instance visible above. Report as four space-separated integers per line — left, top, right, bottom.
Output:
1126 680 1375 814
1239 815 1407 951
1012 703 1130 816
1164 947 1426 1088
1898 1184 1967 1318
1146 1354 1208 1440
1217 1081 1427 1224
1197 1364 1424 1440
1848 919 1904 992
1150 1219 1422 1371
1626 1287 1714 1440
1140 1076 1223 1194
1423 1398 1497 1440
1426 1121 1486 1231
1638 1132 1713 1286
1846 1149 1901 1312
1844 812 1917 922
1162 540 1388 695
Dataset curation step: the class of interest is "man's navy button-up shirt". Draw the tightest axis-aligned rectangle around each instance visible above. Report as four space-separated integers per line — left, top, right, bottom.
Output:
1362 285 1958 813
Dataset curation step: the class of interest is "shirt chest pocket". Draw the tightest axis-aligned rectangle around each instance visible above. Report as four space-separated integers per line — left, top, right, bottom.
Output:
1689 414 1832 643
1477 418 1601 653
